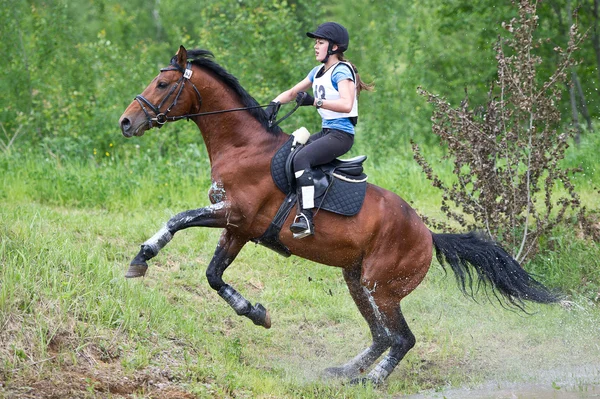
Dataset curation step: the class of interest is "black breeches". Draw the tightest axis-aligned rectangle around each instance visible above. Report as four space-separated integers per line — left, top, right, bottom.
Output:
293 128 354 173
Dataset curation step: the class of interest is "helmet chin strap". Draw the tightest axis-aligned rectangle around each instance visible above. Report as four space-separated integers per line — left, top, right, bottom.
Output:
321 42 336 63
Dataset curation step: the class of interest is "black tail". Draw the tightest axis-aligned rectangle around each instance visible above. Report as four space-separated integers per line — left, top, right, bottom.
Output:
431 231 560 309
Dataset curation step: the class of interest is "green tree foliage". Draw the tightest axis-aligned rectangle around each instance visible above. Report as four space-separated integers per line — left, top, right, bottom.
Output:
0 0 323 157
1 0 598 159
333 0 599 158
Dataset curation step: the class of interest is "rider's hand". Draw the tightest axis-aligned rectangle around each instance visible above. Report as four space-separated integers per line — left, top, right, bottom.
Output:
265 101 281 124
296 92 315 107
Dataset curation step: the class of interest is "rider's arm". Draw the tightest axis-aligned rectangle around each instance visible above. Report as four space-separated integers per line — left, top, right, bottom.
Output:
273 78 312 104
319 79 355 113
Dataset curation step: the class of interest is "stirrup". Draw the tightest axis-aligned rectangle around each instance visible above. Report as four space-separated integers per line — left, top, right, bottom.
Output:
290 213 314 239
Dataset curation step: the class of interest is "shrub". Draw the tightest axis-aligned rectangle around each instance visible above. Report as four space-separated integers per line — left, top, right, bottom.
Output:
413 0 587 262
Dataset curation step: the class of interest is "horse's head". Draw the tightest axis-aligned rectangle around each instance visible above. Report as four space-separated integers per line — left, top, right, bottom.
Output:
119 46 202 137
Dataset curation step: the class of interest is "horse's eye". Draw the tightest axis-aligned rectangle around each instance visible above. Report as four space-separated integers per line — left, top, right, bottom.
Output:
157 81 169 89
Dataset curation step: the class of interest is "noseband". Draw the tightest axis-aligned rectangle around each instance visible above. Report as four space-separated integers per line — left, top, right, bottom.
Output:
135 61 202 129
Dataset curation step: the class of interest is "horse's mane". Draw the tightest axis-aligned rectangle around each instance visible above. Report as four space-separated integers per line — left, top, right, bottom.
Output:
173 49 282 135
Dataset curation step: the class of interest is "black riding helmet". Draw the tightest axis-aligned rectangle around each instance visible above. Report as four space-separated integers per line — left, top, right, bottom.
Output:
306 22 349 62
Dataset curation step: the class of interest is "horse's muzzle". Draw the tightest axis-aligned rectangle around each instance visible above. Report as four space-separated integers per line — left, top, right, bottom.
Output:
119 116 133 137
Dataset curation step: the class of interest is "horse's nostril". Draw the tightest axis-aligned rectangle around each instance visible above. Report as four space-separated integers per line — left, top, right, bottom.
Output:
120 117 131 129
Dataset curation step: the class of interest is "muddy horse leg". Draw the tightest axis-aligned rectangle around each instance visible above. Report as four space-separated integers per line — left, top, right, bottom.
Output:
207 230 271 329
125 203 230 278
360 296 415 385
125 203 270 328
324 266 392 379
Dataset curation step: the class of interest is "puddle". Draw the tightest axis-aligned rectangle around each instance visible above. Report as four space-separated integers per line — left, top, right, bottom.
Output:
405 384 599 399
403 364 600 399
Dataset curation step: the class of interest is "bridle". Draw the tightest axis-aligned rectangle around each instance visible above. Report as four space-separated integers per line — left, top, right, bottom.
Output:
135 61 203 129
134 60 299 129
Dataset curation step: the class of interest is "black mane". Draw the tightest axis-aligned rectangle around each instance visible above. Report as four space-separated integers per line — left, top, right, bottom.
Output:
172 49 282 135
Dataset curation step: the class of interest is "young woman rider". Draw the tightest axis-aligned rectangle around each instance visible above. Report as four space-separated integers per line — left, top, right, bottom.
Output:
265 22 372 239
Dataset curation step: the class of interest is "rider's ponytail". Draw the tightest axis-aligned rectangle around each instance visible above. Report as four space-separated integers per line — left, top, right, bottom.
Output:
339 55 374 97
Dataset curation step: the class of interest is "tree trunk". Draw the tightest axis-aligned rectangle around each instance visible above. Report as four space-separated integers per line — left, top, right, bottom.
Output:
565 1 593 132
572 70 593 131
593 0 600 84
153 0 164 42
555 0 583 138
569 80 582 145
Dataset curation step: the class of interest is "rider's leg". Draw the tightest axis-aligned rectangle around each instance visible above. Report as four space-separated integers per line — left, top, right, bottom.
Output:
290 129 354 238
290 168 315 238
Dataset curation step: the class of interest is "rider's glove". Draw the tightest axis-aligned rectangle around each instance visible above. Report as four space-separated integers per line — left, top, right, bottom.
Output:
296 92 315 107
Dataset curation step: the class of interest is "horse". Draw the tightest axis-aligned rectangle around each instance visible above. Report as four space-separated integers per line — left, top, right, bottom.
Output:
119 46 560 384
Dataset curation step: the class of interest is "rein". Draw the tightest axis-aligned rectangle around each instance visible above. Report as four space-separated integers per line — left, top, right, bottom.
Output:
168 104 267 121
135 61 298 128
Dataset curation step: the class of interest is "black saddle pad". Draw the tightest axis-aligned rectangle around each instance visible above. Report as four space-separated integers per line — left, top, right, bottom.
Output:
270 136 367 216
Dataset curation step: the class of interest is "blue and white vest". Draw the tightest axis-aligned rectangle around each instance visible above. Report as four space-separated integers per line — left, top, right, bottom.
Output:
312 61 358 121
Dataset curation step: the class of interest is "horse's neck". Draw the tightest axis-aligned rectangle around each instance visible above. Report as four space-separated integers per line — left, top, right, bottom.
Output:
190 74 284 173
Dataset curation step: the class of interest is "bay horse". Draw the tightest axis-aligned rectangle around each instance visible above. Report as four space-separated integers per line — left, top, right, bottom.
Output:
119 46 559 384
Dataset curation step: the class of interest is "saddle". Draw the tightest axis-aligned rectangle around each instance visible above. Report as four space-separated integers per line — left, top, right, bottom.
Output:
272 129 368 216
251 128 368 257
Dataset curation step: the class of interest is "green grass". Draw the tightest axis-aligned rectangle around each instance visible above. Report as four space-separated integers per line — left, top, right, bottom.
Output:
1 141 599 398
2 201 599 398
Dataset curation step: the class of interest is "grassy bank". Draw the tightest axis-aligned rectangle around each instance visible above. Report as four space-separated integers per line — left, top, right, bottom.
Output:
1 137 599 398
1 201 599 398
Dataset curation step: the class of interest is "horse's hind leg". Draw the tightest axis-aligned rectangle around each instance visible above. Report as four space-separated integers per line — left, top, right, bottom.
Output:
324 266 392 379
362 302 415 384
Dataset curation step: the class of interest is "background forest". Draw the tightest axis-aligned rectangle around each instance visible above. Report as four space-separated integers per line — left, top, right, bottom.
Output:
1 0 600 398
2 0 599 156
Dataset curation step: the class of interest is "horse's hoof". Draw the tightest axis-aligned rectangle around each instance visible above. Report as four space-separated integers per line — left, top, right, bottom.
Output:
349 376 382 387
248 303 271 329
349 376 373 386
125 262 148 278
263 309 271 329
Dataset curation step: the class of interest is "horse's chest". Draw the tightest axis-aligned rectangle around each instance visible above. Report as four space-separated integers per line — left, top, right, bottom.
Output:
208 180 227 204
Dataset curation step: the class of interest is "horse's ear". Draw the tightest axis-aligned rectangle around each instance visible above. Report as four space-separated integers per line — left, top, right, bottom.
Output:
176 45 187 69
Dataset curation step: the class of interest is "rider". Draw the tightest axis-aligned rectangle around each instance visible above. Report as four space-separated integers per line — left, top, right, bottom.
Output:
265 22 372 239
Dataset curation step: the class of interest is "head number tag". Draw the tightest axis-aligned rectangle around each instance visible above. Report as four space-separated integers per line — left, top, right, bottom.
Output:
184 68 193 79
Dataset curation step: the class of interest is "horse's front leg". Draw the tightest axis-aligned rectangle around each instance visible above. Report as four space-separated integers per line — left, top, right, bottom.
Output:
125 202 230 278
207 229 271 329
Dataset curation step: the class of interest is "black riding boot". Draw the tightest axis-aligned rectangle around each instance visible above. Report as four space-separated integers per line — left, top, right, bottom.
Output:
290 168 315 239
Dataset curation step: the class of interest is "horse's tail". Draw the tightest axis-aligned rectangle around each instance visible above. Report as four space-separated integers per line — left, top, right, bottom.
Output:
430 231 561 309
